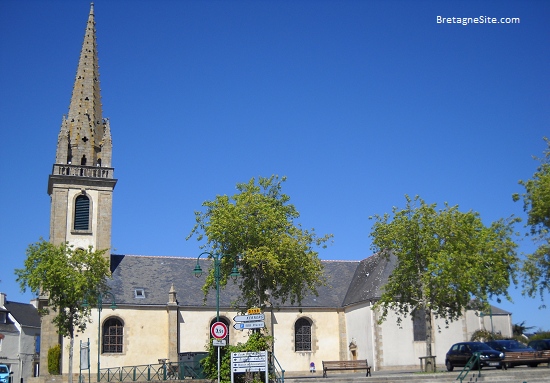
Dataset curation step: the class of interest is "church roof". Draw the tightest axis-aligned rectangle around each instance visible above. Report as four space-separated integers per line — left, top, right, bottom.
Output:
107 254 387 310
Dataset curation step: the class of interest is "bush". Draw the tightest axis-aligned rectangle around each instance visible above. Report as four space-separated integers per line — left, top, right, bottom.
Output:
528 331 550 341
48 344 62 375
201 332 273 383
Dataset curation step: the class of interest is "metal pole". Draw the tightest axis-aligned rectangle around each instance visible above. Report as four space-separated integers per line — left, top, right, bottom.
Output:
215 255 220 383
97 294 102 383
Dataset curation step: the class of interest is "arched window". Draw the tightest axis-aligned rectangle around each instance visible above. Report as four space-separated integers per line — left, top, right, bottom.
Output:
74 195 90 231
210 317 230 344
102 317 123 353
295 318 312 351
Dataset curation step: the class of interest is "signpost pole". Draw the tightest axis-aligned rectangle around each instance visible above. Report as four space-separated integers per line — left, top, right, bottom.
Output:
194 252 239 383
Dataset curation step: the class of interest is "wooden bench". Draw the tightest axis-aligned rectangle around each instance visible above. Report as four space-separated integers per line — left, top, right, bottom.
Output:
322 359 371 377
503 350 550 369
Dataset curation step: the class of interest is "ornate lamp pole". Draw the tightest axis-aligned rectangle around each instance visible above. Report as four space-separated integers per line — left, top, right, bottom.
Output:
84 292 117 382
193 252 239 383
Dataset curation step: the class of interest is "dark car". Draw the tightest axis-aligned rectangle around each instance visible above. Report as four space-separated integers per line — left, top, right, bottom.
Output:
484 340 537 367
445 342 504 371
527 339 550 351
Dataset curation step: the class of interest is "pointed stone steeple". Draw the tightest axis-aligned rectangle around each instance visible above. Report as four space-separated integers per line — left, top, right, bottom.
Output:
48 2 116 252
55 2 112 168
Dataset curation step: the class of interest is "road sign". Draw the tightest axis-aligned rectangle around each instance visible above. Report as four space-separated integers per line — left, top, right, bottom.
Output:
233 321 265 330
231 351 268 375
247 307 261 314
211 321 228 339
233 314 265 322
212 339 226 347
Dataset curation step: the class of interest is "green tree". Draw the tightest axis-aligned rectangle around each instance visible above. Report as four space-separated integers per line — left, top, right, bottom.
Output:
369 195 519 357
15 239 111 383
513 137 550 302
188 175 332 309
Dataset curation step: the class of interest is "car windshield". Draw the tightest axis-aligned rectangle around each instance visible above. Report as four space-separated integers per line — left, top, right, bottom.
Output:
470 343 492 351
499 340 528 349
0 367 8 373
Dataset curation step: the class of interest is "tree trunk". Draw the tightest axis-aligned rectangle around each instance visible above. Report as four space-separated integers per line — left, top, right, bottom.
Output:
68 336 74 383
425 309 432 357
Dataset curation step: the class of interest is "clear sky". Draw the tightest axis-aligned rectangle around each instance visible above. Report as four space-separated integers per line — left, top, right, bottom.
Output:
1 1 548 331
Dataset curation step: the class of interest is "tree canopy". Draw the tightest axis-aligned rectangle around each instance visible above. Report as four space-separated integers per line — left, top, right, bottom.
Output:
369 195 519 356
15 239 111 382
187 175 332 309
513 137 550 302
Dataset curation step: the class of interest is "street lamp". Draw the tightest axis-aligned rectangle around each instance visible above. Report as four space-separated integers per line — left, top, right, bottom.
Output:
193 252 239 383
83 292 117 382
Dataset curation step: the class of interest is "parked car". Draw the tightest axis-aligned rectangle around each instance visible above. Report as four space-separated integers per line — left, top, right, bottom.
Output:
484 340 537 367
0 364 12 383
445 342 504 371
527 339 550 351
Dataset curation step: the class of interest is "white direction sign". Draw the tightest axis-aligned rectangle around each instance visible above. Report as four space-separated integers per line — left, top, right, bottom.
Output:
231 351 268 375
233 314 265 322
233 321 265 330
211 321 228 339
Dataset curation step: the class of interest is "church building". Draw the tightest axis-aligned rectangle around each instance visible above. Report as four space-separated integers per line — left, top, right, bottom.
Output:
39 4 513 378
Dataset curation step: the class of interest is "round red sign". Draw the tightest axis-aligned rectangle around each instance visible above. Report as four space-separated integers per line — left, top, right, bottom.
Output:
211 321 228 339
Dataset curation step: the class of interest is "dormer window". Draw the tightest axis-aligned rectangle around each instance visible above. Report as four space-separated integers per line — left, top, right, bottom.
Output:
134 289 145 299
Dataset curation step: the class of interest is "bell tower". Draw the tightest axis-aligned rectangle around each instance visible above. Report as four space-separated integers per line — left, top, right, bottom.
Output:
40 4 116 375
47 2 116 255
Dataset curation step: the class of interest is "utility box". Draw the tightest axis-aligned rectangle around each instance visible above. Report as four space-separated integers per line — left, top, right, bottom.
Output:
178 352 208 379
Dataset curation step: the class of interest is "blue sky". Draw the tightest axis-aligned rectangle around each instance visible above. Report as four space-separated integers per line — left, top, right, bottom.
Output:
1 0 548 331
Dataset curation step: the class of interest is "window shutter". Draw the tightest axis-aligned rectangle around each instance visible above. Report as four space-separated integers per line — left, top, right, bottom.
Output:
74 195 90 230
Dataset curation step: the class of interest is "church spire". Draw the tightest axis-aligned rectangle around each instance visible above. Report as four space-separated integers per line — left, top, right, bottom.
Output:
55 2 112 168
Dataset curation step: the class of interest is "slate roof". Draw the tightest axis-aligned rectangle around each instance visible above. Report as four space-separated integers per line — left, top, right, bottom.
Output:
108 254 364 309
342 252 397 307
4 301 40 328
107 253 509 315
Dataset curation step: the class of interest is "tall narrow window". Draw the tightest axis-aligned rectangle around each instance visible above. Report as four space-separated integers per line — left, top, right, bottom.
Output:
295 318 312 351
413 308 427 342
103 318 123 353
74 195 90 230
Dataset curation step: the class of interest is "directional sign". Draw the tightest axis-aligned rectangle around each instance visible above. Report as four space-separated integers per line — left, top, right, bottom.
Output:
231 351 268 374
233 314 265 322
211 321 228 339
233 321 265 330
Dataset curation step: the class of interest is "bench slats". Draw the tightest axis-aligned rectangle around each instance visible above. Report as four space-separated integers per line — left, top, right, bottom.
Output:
322 359 371 378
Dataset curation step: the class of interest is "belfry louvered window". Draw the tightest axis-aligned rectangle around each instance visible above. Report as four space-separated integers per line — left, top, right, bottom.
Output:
295 318 312 351
74 195 90 230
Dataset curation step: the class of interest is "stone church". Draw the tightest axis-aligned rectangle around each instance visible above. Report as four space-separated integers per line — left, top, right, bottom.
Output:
39 4 513 378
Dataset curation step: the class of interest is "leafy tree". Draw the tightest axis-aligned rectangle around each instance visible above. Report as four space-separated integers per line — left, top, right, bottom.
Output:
15 239 111 383
513 137 550 302
188 175 332 309
369 195 519 356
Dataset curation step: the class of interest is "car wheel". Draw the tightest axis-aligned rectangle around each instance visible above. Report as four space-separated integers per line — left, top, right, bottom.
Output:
446 360 453 372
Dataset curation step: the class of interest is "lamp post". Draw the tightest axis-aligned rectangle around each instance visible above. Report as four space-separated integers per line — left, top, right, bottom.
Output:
84 292 117 382
193 252 239 383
